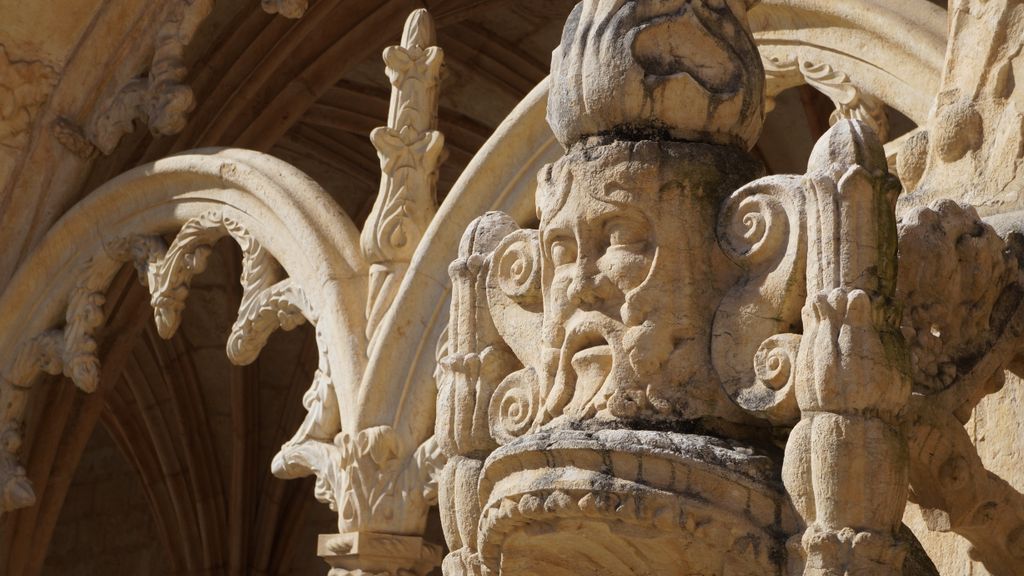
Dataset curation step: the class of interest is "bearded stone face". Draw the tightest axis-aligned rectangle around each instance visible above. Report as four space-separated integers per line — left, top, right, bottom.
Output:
535 140 760 424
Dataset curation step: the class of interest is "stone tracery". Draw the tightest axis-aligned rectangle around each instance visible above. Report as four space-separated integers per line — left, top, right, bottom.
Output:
0 0 1023 574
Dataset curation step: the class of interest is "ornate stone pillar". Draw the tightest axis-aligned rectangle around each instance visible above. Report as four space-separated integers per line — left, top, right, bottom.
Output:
436 1 918 575
437 1 802 574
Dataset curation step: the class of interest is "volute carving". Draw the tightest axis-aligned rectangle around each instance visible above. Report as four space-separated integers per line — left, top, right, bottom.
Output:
438 2 808 575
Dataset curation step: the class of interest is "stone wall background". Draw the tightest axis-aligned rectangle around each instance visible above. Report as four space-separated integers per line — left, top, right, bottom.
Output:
41 426 169 576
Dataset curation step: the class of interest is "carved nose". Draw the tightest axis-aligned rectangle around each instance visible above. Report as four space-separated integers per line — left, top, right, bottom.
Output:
567 262 615 309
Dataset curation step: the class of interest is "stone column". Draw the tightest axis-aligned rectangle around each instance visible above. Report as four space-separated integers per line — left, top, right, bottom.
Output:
437 1 804 574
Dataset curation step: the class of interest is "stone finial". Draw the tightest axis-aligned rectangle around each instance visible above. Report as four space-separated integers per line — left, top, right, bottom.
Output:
547 0 765 150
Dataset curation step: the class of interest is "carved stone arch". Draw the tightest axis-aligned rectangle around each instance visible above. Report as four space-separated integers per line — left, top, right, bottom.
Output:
753 0 948 127
0 148 368 515
356 0 949 455
357 81 561 442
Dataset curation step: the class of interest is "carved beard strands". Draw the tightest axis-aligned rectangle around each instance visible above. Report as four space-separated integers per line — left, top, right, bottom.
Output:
534 141 763 426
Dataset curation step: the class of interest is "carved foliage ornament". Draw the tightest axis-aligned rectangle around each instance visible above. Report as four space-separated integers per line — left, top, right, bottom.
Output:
432 0 1024 572
83 0 313 156
0 44 58 150
0 207 309 514
763 55 890 143
547 0 765 149
362 9 446 344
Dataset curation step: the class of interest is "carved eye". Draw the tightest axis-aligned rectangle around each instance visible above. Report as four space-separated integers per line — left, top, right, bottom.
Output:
606 220 647 250
549 238 578 267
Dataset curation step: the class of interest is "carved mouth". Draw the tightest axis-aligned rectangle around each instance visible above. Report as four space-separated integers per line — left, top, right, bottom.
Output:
562 315 618 363
563 320 615 386
570 333 611 362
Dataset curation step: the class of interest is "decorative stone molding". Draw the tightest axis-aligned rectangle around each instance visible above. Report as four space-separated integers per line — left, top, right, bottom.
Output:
7 1 1024 574
436 3 803 574
130 209 311 362
547 0 765 149
0 44 57 150
86 0 215 155
893 203 1024 574
318 531 442 576
764 56 890 142
479 429 796 574
0 150 368 521
274 424 444 574
52 117 98 159
361 8 445 343
902 0 1024 211
780 120 910 575
431 2 1023 574
274 426 443 534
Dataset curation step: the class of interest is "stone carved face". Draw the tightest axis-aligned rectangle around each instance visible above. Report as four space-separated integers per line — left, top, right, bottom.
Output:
536 141 746 423
547 0 764 149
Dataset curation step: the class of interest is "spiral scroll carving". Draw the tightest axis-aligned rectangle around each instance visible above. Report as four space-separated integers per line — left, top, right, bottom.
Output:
490 230 541 305
718 180 793 267
488 368 540 445
754 335 797 391
744 334 801 422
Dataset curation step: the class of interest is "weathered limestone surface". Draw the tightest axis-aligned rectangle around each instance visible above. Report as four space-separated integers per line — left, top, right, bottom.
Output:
438 1 1024 575
3 0 1024 574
